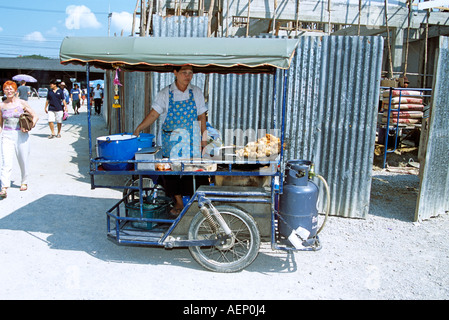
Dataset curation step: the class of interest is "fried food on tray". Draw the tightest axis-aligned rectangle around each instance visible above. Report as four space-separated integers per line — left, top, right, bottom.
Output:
235 134 281 159
156 163 171 171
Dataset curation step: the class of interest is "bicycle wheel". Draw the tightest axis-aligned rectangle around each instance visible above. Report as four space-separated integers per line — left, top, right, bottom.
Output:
188 205 260 273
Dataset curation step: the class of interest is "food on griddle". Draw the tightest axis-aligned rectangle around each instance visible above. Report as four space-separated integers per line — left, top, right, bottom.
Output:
156 163 171 171
235 134 281 159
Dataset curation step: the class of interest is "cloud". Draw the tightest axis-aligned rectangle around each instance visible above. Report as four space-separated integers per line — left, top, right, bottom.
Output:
111 11 136 34
46 27 60 37
24 31 46 42
65 5 101 30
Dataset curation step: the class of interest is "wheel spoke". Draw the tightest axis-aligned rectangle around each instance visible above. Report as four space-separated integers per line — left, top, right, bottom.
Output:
188 206 260 272
198 214 251 262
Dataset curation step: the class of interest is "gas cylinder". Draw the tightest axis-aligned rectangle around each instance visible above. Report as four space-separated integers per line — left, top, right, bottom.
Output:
278 160 319 247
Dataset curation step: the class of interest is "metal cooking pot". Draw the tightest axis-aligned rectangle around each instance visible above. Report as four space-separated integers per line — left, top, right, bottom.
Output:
97 133 138 170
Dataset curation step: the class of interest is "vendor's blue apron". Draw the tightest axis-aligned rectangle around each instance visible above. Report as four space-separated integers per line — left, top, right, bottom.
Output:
161 87 200 159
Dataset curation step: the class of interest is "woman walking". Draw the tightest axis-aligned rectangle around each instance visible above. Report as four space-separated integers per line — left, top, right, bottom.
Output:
0 80 39 198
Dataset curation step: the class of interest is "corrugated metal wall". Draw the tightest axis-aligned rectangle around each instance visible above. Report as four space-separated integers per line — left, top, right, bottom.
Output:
415 36 449 221
152 14 209 37
313 36 384 218
209 36 384 218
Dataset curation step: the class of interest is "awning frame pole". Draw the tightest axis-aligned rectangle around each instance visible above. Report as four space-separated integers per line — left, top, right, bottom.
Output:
86 63 95 189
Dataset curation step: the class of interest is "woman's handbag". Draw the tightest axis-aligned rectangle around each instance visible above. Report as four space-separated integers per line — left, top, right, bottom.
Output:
19 110 34 131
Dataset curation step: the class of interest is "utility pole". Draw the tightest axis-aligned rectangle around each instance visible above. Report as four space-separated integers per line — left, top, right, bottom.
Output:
108 12 112 36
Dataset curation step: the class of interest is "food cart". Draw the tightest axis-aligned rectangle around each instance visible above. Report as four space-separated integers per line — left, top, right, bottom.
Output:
59 37 329 272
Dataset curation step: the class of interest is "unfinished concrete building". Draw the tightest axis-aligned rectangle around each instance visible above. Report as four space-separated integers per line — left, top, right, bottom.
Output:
133 0 449 88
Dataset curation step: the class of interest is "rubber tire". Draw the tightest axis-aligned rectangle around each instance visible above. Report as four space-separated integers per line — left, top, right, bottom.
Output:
188 205 260 273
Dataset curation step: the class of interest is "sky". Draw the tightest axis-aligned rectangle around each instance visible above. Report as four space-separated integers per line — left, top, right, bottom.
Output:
0 0 437 59
0 1 139 59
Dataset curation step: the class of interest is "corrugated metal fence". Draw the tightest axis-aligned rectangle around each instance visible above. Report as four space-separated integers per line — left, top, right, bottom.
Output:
415 36 449 221
208 36 384 218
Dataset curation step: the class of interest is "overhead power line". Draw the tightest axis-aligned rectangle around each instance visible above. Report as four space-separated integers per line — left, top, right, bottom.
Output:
0 5 109 15
0 35 62 42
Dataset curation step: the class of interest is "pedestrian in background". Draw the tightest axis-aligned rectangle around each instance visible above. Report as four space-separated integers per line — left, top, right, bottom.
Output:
0 80 39 198
70 83 81 114
45 79 67 139
60 82 70 106
92 83 103 115
17 80 30 101
81 87 87 105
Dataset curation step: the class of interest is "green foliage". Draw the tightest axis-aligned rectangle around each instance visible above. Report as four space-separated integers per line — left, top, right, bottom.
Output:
17 55 51 60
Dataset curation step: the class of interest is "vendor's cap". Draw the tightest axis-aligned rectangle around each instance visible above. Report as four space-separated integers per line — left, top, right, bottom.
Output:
60 82 66 86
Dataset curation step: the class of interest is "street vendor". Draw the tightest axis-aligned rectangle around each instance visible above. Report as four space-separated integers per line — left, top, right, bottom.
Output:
133 65 208 218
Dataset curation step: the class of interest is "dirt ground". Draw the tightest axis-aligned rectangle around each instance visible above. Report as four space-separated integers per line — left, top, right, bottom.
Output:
331 143 449 299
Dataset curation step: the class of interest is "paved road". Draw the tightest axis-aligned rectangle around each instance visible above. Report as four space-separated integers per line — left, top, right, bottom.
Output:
1 97 448 302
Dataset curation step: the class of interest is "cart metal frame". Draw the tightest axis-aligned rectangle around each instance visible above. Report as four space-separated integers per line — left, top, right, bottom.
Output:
88 68 290 252
60 36 320 271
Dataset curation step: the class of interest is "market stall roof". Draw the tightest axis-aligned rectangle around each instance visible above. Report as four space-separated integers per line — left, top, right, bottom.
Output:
59 37 298 74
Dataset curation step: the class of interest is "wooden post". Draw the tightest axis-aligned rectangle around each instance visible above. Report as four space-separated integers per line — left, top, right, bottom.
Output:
358 0 361 36
226 0 230 37
208 0 216 36
131 0 140 36
145 0 153 36
199 0 204 16
423 9 429 88
246 0 251 37
296 0 300 37
140 0 146 35
384 0 394 79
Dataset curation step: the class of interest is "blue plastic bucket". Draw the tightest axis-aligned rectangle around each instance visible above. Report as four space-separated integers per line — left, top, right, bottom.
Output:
126 201 169 230
137 133 155 150
126 196 172 229
97 133 138 170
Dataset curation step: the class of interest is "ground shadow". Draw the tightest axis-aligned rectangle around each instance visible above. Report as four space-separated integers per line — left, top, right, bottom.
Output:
0 193 295 273
57 110 128 188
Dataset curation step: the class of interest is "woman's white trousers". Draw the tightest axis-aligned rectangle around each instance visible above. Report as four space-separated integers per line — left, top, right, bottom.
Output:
1 130 30 188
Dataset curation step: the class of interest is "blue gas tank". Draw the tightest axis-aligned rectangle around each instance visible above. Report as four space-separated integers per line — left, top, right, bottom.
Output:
278 160 319 241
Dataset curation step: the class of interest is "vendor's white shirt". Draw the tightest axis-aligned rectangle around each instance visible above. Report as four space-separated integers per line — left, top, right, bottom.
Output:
152 82 207 146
